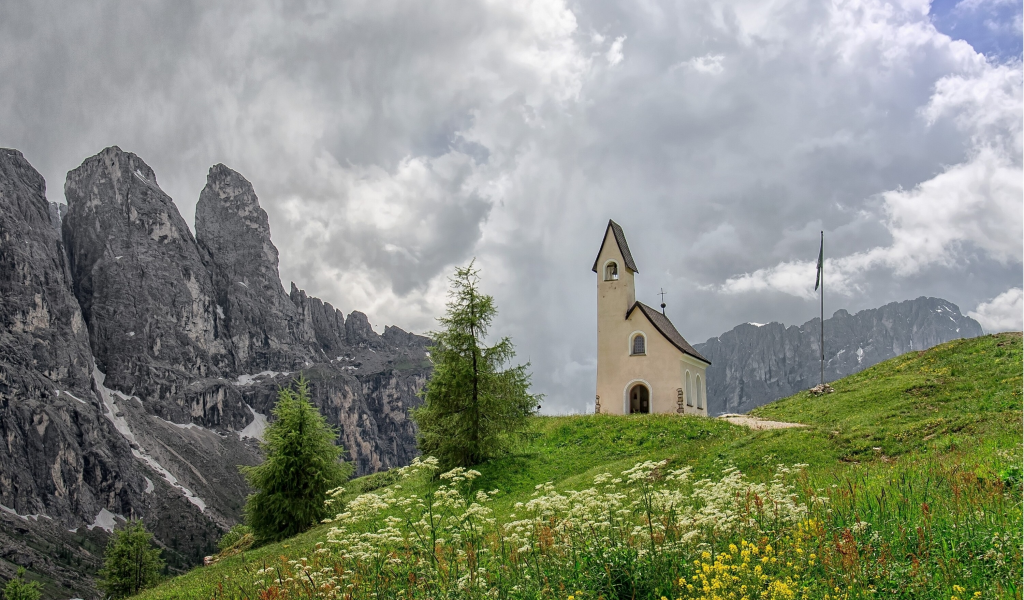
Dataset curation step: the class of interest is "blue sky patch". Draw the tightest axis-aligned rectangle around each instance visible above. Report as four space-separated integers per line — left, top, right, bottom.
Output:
931 0 1023 61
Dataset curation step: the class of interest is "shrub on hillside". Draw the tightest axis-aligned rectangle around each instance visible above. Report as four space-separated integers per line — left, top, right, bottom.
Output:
350 468 401 495
217 524 253 553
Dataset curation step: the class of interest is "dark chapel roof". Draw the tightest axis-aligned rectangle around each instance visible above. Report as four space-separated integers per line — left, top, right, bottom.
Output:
591 220 638 273
626 301 711 366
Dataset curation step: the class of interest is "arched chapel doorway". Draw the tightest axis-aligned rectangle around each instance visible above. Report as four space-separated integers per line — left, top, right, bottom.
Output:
629 383 650 414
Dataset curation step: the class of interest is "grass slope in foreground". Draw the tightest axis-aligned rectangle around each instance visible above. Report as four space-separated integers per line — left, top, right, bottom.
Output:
136 333 1023 600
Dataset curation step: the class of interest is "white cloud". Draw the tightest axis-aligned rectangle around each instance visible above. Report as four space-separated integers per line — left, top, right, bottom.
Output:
879 146 1022 270
606 35 626 66
192 0 594 330
721 145 1022 298
685 54 725 75
923 62 1023 146
720 49 1022 299
969 288 1023 332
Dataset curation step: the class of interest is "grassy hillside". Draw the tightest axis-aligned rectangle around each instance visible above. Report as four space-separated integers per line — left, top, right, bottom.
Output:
135 333 1022 600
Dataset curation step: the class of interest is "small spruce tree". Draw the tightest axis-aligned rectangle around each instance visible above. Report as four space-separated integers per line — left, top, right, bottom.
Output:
412 262 538 469
96 519 164 599
3 568 41 600
241 377 353 543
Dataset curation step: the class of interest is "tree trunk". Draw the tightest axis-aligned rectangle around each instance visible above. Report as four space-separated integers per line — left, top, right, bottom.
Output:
470 287 480 465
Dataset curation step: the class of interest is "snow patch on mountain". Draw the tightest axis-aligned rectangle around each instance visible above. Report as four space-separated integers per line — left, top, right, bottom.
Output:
87 508 123 533
94 365 207 512
235 371 286 386
238 404 268 441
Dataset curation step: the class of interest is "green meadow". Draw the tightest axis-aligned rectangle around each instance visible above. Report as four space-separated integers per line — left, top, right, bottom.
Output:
134 333 1022 599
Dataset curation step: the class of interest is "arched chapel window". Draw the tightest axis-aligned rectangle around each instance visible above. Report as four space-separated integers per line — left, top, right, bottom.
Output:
631 334 645 355
696 375 704 409
605 262 619 281
685 371 692 406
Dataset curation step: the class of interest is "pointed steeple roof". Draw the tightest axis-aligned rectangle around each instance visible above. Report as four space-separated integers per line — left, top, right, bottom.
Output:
591 220 638 273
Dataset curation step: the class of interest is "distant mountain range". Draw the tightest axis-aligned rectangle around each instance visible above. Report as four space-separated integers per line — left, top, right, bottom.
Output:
693 297 984 415
0 146 429 599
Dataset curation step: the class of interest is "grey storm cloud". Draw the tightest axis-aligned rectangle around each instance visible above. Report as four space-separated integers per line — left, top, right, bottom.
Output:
1 0 1020 413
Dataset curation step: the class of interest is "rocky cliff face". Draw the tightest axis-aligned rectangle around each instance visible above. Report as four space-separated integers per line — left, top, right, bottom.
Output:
64 148 231 400
0 147 430 599
0 149 150 599
694 297 984 415
195 164 319 372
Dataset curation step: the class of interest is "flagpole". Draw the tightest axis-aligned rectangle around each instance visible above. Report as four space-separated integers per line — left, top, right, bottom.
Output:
820 230 824 387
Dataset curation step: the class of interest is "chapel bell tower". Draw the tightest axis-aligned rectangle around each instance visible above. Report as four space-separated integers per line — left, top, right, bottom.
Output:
593 220 637 315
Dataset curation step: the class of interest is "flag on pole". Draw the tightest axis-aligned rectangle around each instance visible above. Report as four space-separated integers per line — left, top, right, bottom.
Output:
816 230 824 386
814 233 823 291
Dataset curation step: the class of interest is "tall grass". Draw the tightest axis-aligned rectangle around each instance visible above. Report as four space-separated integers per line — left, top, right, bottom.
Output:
796 458 1021 597
203 453 1020 600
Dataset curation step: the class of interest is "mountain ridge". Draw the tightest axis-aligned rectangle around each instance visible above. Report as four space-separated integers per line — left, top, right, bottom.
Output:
693 296 984 415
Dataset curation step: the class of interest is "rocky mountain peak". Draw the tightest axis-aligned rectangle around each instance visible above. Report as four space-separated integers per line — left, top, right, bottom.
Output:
0 148 91 391
196 165 317 372
63 147 229 397
346 311 384 349
66 146 162 207
197 164 280 277
1 148 44 196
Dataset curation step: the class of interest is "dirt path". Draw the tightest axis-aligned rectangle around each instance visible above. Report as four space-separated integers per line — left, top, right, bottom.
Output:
717 414 807 430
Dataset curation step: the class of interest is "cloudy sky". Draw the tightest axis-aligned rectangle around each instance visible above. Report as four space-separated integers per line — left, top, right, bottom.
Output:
2 0 1020 413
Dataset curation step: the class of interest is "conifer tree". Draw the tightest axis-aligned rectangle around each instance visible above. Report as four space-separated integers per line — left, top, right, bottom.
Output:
2 568 41 600
412 262 538 469
241 377 353 543
96 520 164 599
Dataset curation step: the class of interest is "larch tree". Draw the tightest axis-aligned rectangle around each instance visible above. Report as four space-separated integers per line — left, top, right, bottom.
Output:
412 262 538 469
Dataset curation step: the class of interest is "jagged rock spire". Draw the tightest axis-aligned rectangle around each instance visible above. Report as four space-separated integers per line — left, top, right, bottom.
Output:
196 163 317 371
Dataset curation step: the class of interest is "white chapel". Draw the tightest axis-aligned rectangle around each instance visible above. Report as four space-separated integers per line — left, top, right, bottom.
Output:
593 220 711 415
